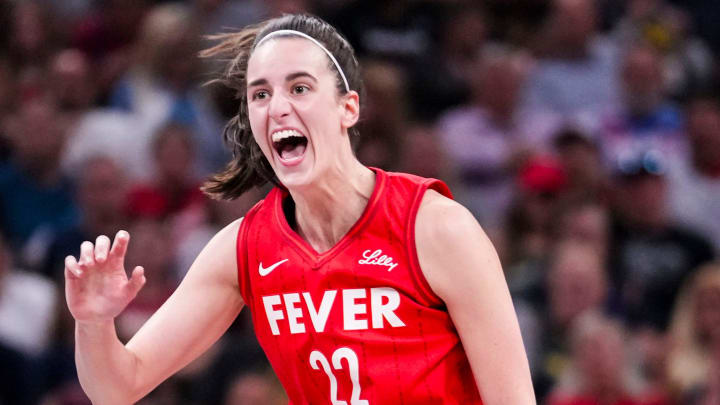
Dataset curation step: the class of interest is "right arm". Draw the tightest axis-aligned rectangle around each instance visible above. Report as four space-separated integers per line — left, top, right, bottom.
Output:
66 219 245 405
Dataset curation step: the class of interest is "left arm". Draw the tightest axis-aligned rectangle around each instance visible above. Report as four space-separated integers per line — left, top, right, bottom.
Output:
415 190 536 404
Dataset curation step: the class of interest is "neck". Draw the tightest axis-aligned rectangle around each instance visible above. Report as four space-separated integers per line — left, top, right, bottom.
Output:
289 160 375 253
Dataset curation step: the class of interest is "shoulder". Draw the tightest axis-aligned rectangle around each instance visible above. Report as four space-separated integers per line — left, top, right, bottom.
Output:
415 189 480 244
191 218 243 282
213 217 244 254
220 217 244 236
414 190 498 300
381 170 452 202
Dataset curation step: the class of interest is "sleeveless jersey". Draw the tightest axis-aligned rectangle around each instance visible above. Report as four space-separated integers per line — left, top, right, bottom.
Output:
236 168 483 405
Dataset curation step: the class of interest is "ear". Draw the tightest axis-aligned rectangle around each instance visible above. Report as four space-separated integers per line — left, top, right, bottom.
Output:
339 90 360 131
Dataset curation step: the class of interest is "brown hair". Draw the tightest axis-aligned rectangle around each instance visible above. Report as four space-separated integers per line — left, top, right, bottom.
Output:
201 14 363 200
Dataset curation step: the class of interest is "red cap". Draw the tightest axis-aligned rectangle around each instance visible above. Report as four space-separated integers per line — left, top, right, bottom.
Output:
518 155 568 194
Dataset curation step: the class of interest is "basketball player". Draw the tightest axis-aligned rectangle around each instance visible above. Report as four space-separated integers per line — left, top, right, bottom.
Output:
65 14 535 405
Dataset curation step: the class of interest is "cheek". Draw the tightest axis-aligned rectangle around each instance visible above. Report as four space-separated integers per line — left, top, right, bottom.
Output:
248 106 269 148
251 131 272 158
297 94 343 130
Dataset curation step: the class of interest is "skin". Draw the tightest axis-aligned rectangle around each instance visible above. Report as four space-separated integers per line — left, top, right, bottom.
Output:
66 37 535 404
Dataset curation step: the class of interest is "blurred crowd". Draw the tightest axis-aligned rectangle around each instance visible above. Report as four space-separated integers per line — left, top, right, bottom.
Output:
0 0 719 404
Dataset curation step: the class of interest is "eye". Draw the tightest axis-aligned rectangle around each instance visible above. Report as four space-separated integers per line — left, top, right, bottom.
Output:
252 90 269 100
292 85 309 95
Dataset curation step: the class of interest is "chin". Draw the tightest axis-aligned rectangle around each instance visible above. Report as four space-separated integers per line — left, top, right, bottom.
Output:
275 161 317 191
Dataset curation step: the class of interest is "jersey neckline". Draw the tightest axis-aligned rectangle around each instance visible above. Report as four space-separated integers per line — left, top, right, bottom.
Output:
272 167 387 268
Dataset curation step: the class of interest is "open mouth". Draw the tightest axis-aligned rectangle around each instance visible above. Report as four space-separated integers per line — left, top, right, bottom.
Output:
272 129 308 162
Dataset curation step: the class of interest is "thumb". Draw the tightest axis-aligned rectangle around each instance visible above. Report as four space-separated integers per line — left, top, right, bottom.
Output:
125 266 146 298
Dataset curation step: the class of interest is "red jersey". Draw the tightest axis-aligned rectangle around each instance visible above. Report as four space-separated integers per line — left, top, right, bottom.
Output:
236 168 483 405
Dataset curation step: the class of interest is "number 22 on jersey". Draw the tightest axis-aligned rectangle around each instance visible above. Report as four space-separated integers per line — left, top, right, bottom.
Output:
309 347 369 405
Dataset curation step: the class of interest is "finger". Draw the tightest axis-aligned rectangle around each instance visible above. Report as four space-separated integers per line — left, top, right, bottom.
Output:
109 230 130 264
79 241 96 268
94 235 111 263
65 255 83 278
125 266 146 298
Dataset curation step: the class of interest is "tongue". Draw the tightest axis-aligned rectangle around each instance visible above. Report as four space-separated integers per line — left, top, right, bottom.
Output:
280 143 306 160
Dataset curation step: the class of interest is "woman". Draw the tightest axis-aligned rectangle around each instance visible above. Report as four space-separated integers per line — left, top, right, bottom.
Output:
545 313 641 405
667 263 720 399
65 14 535 405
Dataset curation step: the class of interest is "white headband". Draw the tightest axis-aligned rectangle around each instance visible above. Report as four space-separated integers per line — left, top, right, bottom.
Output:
254 29 350 93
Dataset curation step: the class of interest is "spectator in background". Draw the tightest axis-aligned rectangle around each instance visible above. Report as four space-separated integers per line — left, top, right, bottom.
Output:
553 129 609 203
667 263 720 401
49 49 98 114
437 46 535 233
556 200 611 262
522 240 610 400
36 296 91 405
70 0 149 103
177 313 276 405
0 97 79 269
328 1 439 65
52 46 162 183
546 313 642 405
0 232 55 405
504 155 568 267
396 124 449 181
668 94 720 251
60 108 152 182
354 59 406 172
59 53 153 183
408 4 486 121
126 123 207 221
522 0 620 125
612 0 713 101
0 234 58 358
609 150 714 331
600 43 686 166
0 236 34 405
109 3 227 176
116 219 175 341
43 156 129 281
71 0 147 62
47 47 143 179
512 201 612 402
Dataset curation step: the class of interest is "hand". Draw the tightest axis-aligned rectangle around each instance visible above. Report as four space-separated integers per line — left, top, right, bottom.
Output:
65 231 146 324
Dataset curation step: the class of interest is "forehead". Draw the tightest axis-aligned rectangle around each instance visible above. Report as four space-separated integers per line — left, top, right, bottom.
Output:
247 37 332 83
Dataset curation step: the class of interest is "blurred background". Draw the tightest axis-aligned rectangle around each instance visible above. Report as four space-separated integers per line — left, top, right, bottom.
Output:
0 0 719 404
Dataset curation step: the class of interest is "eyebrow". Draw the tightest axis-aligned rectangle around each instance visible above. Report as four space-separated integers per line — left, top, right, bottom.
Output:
247 71 318 88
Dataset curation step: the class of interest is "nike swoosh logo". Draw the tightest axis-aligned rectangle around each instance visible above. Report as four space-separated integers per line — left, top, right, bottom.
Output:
259 259 289 276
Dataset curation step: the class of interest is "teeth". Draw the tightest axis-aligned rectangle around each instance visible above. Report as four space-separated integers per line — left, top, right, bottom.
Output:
272 129 303 143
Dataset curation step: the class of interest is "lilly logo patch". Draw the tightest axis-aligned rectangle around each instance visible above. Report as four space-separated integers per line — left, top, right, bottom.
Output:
358 249 398 272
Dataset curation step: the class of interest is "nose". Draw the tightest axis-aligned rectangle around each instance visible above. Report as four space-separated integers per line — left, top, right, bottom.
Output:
268 91 292 122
